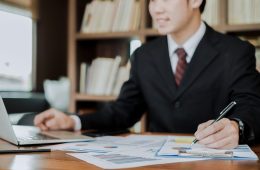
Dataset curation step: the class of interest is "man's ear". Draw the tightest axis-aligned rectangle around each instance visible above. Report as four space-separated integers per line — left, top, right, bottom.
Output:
189 0 203 9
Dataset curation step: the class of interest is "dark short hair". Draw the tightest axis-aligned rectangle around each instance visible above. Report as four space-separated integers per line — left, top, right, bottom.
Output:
200 0 206 13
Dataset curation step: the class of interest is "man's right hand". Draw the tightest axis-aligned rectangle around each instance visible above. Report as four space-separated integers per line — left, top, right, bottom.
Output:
34 108 75 131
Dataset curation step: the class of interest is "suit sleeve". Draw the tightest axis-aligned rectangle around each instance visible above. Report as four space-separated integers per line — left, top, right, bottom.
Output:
228 42 260 143
78 48 147 130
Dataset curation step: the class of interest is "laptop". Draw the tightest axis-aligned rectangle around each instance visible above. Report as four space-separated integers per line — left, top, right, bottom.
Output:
0 97 93 145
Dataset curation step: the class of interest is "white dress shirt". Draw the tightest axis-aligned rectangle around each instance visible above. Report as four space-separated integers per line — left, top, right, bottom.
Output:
71 22 206 131
167 22 206 74
70 115 82 131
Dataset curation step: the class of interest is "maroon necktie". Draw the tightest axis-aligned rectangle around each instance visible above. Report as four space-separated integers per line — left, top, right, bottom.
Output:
175 48 187 86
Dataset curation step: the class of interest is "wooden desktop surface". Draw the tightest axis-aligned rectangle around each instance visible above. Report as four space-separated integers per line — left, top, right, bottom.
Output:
0 133 260 170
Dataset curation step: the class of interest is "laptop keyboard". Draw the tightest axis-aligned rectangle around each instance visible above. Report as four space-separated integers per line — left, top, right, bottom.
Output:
17 133 58 141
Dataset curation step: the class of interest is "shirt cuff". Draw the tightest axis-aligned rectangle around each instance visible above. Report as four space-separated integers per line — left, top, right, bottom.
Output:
70 115 82 131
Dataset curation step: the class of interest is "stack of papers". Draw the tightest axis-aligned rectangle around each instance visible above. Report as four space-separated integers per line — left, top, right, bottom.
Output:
41 135 258 169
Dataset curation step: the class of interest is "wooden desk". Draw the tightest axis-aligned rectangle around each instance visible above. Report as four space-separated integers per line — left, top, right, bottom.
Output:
0 135 260 170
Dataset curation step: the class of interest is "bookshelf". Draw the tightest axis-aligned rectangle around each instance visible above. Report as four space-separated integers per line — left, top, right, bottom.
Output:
75 94 117 102
68 0 147 113
67 0 260 131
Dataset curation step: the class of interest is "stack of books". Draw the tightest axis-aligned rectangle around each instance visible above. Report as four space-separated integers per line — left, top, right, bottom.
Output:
79 56 130 96
80 0 141 33
228 0 260 24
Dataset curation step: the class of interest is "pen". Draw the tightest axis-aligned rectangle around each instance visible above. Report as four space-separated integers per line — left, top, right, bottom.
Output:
190 101 237 147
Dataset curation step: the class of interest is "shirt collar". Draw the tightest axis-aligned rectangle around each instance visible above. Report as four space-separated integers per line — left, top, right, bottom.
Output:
167 22 206 61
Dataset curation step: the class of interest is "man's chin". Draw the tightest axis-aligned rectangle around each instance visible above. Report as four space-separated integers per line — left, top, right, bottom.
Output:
156 27 172 35
157 30 170 35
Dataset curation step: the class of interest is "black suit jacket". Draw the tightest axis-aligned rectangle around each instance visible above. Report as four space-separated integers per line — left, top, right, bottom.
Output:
79 25 260 142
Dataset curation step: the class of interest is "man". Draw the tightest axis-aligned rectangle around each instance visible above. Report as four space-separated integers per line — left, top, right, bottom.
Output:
34 0 260 149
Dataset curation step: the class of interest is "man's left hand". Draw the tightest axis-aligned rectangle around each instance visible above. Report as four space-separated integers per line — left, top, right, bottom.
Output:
194 118 239 149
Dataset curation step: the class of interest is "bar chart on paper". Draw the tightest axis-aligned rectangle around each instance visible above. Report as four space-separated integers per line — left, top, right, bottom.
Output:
93 153 158 164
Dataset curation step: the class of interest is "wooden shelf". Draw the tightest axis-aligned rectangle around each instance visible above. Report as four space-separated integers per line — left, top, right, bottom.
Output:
141 24 260 36
75 94 117 102
76 25 228 39
76 31 141 40
224 24 260 32
142 28 160 36
142 25 227 36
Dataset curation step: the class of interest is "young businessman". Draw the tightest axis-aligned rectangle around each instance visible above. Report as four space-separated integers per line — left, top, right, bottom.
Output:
34 0 260 149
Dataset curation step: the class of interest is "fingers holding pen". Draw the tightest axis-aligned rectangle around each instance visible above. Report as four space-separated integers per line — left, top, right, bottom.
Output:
194 118 239 149
204 120 239 149
195 118 228 140
196 120 214 132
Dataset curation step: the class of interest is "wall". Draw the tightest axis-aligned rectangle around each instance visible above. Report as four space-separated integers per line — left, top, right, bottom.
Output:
36 0 68 91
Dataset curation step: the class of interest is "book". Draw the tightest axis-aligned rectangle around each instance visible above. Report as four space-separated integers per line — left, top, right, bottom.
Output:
256 48 260 72
83 56 130 96
131 1 141 31
80 2 92 33
89 58 114 95
202 0 220 26
112 65 130 96
105 56 122 95
79 62 88 93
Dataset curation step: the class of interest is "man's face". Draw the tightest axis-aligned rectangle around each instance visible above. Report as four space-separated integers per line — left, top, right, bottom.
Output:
149 0 195 35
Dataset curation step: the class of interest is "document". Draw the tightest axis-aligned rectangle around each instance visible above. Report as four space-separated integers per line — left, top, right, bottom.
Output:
40 136 131 153
66 135 207 169
68 151 205 169
41 135 166 153
157 136 258 160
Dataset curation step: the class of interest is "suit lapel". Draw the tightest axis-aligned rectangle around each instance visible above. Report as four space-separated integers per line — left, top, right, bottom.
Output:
149 26 219 101
150 36 178 99
173 27 219 101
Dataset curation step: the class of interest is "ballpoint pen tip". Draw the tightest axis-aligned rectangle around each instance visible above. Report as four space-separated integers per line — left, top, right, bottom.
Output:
190 142 194 148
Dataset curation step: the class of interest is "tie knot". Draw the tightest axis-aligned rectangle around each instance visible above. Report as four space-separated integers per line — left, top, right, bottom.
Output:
175 48 187 60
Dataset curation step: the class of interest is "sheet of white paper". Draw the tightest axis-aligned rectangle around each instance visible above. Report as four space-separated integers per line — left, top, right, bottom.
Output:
97 134 167 147
232 145 258 160
68 150 206 169
40 135 165 153
40 137 136 153
157 136 258 160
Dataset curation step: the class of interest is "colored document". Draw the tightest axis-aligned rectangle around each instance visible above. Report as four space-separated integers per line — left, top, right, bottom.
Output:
157 136 258 160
